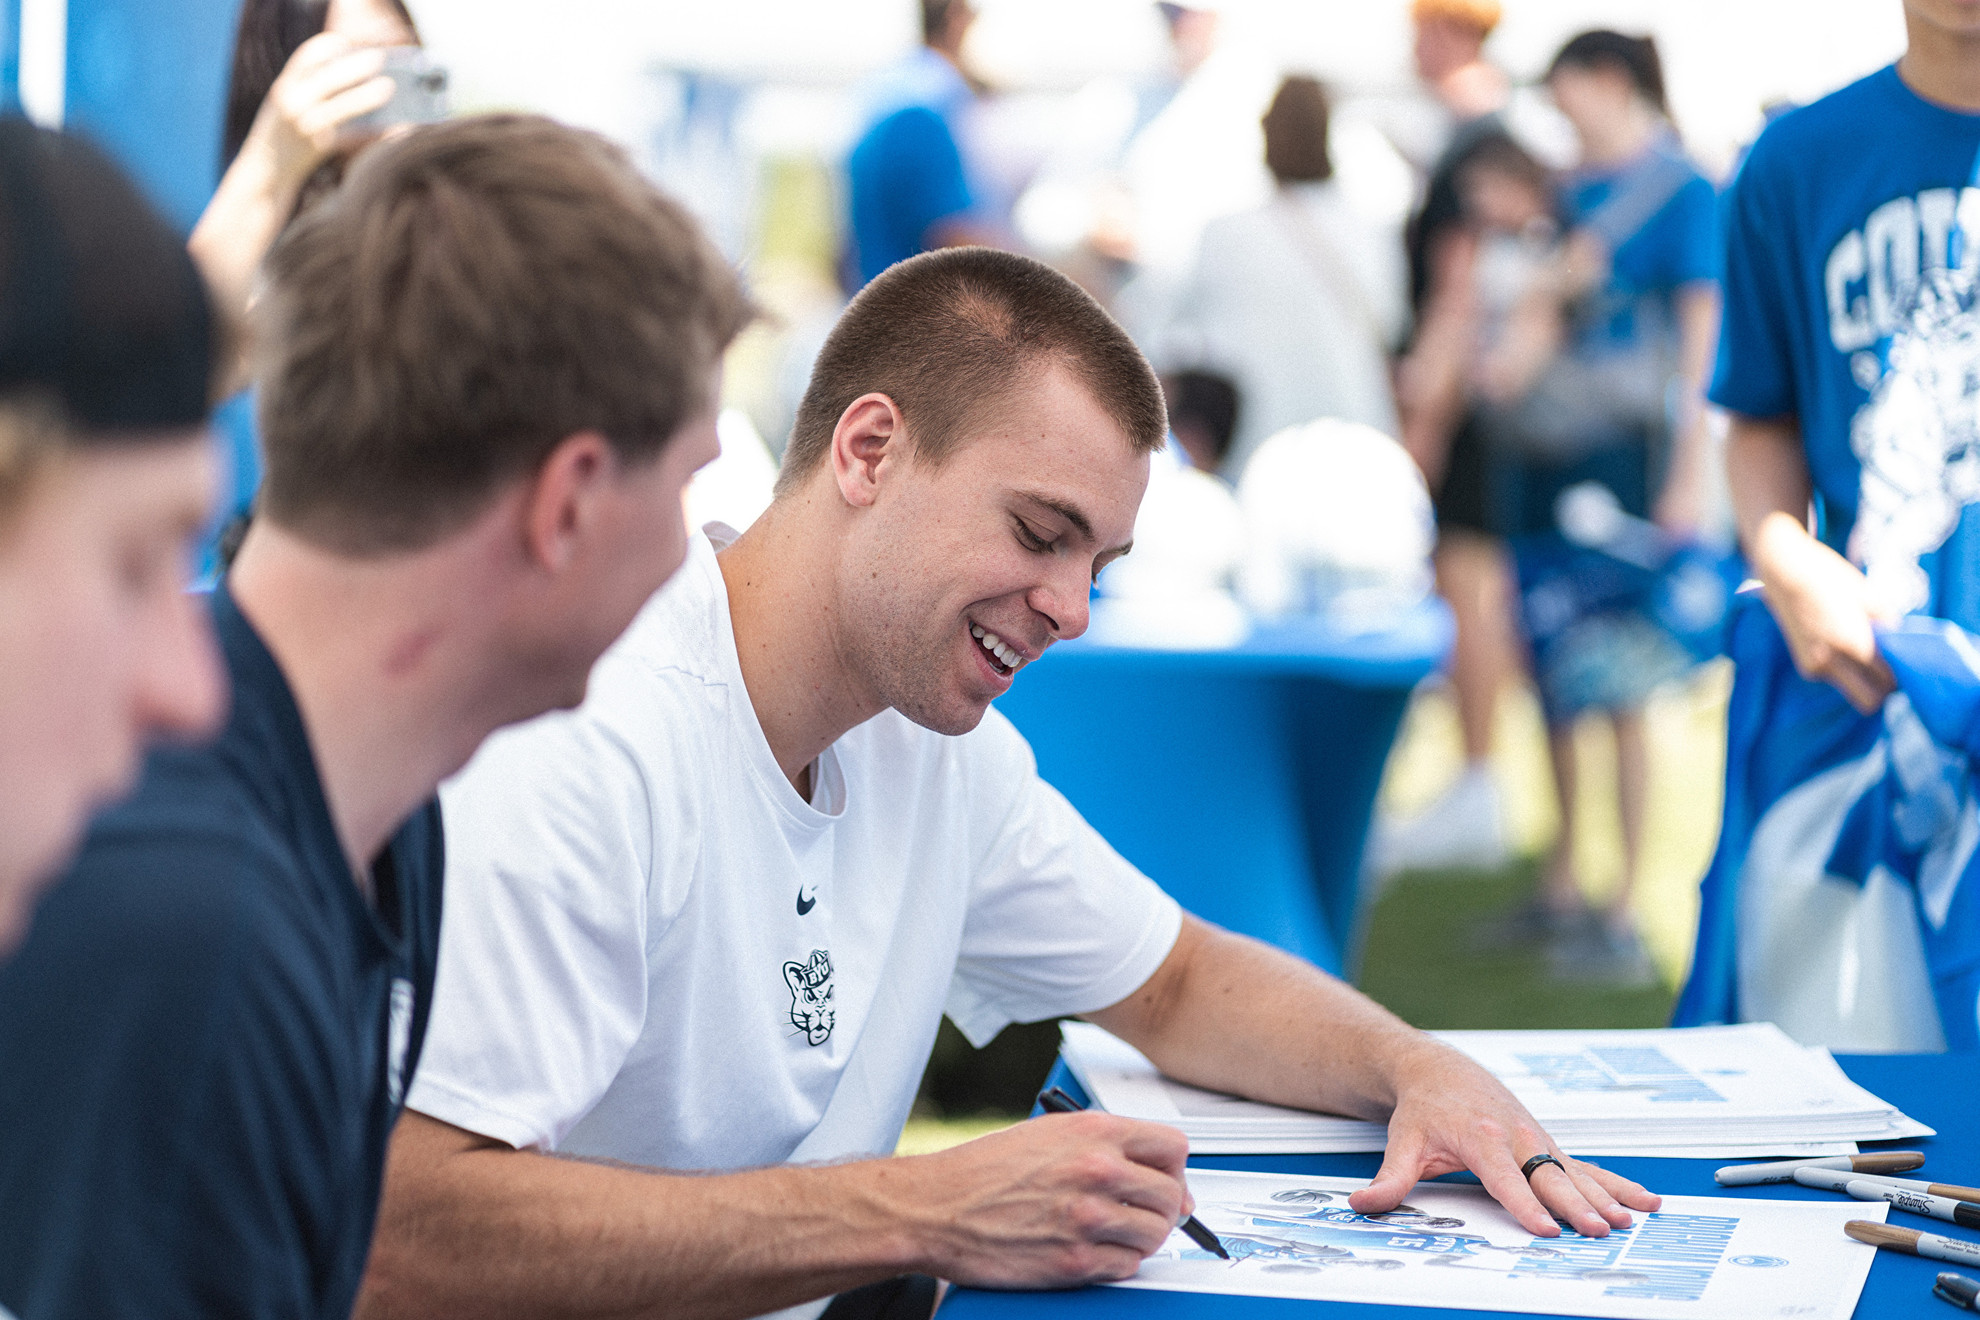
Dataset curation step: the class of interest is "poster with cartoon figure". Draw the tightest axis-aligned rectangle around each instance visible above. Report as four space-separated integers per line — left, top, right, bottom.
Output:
1110 1170 1883 1320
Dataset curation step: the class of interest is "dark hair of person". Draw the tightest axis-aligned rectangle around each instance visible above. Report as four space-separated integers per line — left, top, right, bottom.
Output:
220 0 420 170
256 114 752 554
0 119 216 453
1162 371 1240 468
778 246 1167 497
1262 76 1332 185
921 0 959 45
1547 30 1667 118
1456 133 1556 217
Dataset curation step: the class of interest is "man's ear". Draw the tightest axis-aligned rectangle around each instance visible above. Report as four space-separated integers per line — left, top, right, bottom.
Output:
829 393 906 509
519 430 616 573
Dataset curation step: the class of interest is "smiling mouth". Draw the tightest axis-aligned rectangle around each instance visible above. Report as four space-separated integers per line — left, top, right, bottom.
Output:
969 622 1025 677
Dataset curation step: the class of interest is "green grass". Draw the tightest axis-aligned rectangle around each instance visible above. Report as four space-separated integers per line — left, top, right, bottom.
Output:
898 676 1726 1152
1354 855 1677 1031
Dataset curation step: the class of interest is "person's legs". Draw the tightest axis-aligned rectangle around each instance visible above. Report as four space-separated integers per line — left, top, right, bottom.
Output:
1437 531 1517 766
1545 706 1656 984
1374 530 1518 874
1609 704 1650 930
1540 719 1584 917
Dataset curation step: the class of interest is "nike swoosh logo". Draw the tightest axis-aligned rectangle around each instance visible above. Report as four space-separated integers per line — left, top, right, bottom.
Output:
796 888 817 916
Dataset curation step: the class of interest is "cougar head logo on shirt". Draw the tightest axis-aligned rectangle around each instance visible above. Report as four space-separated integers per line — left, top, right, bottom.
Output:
783 948 836 1046
1849 263 1980 616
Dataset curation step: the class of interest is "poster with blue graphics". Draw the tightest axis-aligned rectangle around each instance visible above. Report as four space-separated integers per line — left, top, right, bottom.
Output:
1434 1024 1895 1123
1112 1170 1881 1320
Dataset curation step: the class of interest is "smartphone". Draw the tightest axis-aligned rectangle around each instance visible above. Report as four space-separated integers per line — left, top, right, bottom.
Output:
352 47 449 131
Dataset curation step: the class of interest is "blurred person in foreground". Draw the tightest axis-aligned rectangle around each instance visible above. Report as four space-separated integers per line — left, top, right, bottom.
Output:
359 246 1656 1320
1677 0 1980 1050
844 0 1000 289
1462 32 1718 982
1381 0 1525 872
0 115 748 1320
0 119 226 957
1161 76 1406 477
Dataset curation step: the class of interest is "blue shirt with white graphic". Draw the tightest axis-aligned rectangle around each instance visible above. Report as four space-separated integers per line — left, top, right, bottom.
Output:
1681 65 1980 1047
1712 63 1980 625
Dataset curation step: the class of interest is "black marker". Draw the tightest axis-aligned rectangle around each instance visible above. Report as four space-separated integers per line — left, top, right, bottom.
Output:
1844 1179 1980 1231
1937 1272 1980 1311
1035 1086 1231 1260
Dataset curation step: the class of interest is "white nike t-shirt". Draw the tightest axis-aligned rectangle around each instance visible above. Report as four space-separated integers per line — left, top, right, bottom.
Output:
408 527 1182 1175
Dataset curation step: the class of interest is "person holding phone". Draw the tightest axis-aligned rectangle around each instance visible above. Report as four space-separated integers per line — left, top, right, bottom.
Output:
192 0 423 383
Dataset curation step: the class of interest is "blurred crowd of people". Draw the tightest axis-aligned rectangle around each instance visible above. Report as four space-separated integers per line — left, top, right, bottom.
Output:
0 1 1688 1316
5 0 1980 1315
841 0 1731 986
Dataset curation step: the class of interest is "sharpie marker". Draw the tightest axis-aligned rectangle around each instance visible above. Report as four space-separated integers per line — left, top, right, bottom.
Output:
1035 1086 1231 1261
1843 1179 1980 1230
1715 1152 1925 1187
1937 1272 1980 1312
1794 1166 1980 1204
1846 1219 1980 1267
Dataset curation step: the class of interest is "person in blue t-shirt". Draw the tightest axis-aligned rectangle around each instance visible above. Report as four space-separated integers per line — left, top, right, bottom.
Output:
0 119 226 957
0 116 749 1320
1461 32 1719 984
844 0 1000 288
1676 0 1980 1050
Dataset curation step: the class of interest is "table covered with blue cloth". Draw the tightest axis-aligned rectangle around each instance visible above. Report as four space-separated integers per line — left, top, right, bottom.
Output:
939 1050 1979 1319
992 600 1453 977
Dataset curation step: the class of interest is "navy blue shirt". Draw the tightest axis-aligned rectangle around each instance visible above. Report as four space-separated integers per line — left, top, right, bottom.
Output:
0 582 444 1320
1712 62 1980 626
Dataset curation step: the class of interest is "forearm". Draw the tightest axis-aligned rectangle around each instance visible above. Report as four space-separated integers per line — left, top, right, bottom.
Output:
188 148 311 396
361 1114 923 1320
1724 414 1893 708
1652 286 1721 526
188 162 292 318
1725 414 1815 574
1085 917 1442 1124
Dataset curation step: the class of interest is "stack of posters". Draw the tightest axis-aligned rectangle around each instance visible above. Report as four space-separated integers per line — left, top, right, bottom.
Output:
1060 1021 1933 1158
1111 1168 1883 1320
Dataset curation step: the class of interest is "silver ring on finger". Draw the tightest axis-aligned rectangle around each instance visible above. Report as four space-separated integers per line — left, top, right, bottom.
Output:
1520 1153 1566 1182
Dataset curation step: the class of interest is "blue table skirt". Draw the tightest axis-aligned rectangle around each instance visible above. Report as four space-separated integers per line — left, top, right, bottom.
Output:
941 1052 1979 1319
993 603 1452 975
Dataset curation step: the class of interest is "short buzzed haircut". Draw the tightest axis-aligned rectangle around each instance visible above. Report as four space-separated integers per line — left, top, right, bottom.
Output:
257 113 751 554
778 247 1165 496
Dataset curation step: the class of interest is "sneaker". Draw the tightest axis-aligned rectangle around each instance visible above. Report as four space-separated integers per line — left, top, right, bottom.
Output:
1467 897 1590 954
1372 764 1510 874
1547 919 1658 987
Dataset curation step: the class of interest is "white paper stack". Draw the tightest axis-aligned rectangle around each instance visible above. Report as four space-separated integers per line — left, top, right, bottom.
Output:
1060 1021 1934 1158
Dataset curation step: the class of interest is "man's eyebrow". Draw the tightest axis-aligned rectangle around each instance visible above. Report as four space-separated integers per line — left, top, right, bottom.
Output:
1015 490 1094 541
